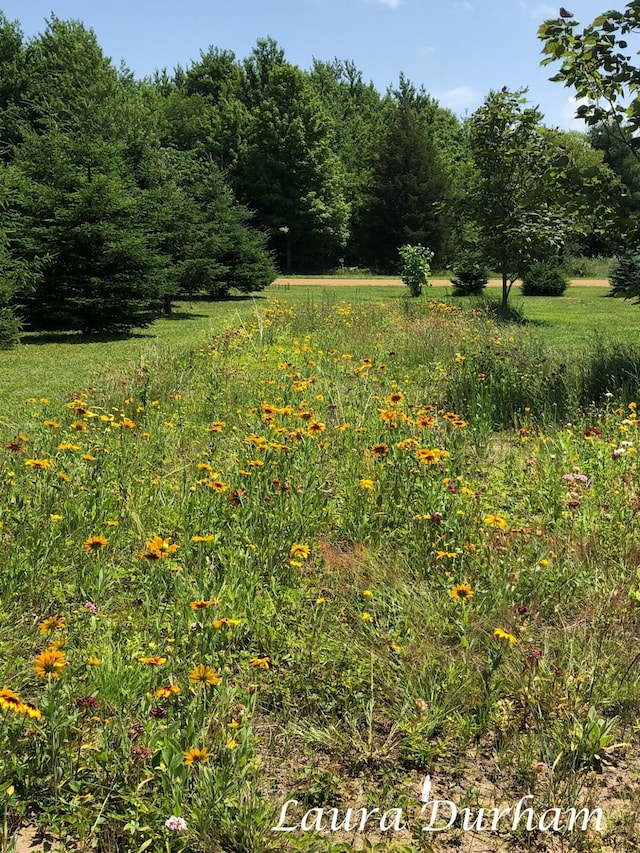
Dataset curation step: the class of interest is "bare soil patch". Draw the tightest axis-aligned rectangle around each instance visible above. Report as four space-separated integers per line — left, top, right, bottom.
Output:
272 277 610 288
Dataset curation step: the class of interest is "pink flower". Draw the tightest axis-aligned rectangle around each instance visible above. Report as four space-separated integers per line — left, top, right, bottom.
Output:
165 816 187 832
84 601 98 614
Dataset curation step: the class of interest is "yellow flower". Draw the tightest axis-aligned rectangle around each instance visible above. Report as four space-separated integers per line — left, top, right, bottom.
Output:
87 657 102 666
206 480 228 492
50 514 62 521
361 611 373 622
189 598 219 610
213 617 241 629
226 738 238 749
24 458 53 470
184 747 210 765
290 543 310 559
484 515 508 529
359 479 374 490
493 628 517 645
154 685 182 698
83 536 108 552
362 589 373 597
386 392 404 405
449 584 474 601
308 421 326 434
370 443 389 458
138 656 167 666
192 534 216 542
39 615 65 634
34 647 67 678
0 687 23 712
250 656 270 669
142 536 178 559
415 447 450 465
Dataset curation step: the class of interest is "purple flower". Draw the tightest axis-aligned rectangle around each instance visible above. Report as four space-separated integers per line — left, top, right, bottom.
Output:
430 512 444 525
84 601 98 614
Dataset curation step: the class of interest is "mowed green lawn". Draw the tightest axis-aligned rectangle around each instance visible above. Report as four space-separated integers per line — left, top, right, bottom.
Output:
0 284 637 411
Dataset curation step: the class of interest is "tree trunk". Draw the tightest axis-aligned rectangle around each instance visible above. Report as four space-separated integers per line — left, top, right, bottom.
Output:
502 269 509 317
286 233 293 274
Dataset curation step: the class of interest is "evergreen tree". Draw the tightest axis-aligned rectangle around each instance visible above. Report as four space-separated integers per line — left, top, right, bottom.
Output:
238 57 349 272
357 102 449 271
15 130 162 335
139 150 275 311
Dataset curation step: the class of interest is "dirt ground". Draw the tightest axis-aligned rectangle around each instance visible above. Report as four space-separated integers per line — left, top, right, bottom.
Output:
272 277 610 288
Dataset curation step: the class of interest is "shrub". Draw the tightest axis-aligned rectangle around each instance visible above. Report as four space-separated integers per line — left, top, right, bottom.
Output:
609 252 640 303
399 244 433 297
521 261 569 296
450 258 489 296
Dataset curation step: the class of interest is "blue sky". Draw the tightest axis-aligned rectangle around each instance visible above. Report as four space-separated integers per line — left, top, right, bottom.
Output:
0 0 610 128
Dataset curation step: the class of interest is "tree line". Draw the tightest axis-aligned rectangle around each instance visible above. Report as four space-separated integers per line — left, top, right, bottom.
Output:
1 11 639 344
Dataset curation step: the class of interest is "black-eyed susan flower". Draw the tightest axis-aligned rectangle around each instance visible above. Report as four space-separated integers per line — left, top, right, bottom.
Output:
212 617 241 629
192 534 215 543
25 458 53 470
494 628 517 645
39 615 65 634
189 598 219 610
34 647 67 678
184 747 210 765
206 480 228 492
371 443 389 458
249 656 270 669
83 536 108 552
190 664 221 686
386 392 404 405
450 584 474 601
138 656 167 666
142 536 178 559
0 686 22 712
484 515 508 529
290 543 310 560
154 685 182 698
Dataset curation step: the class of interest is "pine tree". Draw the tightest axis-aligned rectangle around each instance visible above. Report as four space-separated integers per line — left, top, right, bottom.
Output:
358 103 449 271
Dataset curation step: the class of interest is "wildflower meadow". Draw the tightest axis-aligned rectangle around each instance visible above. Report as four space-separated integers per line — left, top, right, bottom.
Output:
2 292 640 852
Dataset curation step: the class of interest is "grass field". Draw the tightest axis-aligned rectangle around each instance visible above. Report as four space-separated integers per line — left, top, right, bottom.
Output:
2 285 640 852
1 284 638 411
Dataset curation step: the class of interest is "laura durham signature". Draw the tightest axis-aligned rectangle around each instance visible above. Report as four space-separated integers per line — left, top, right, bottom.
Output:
272 776 603 835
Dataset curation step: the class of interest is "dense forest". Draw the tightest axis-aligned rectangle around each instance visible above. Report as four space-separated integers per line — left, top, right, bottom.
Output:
0 11 639 344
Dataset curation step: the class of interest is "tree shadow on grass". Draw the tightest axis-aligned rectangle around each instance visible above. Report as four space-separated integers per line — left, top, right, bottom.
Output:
20 330 152 346
160 311 209 321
